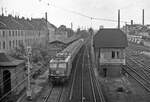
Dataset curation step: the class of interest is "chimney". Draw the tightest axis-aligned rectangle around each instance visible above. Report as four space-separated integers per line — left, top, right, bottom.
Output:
142 9 144 25
2 7 4 16
118 9 120 29
131 20 133 25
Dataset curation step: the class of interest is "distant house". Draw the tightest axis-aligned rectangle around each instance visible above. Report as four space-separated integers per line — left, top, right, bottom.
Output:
93 29 128 77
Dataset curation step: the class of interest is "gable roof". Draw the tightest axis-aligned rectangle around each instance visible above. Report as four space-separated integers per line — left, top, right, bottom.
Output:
0 15 56 30
93 29 128 48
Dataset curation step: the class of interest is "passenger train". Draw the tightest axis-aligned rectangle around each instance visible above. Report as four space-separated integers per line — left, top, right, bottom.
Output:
49 39 84 84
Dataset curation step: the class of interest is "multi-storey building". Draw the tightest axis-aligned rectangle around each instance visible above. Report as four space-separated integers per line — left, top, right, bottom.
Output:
0 15 56 53
0 14 56 99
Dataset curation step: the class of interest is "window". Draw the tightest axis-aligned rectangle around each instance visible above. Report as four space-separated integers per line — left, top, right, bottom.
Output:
18 31 20 37
9 31 11 36
112 51 115 59
117 51 119 58
0 42 1 49
3 41 5 49
2 31 5 37
9 41 11 48
12 31 14 36
16 40 18 46
50 63 57 68
16 31 17 36
13 40 15 48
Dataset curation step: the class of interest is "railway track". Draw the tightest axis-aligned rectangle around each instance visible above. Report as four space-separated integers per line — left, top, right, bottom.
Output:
86 46 105 102
43 86 64 102
69 43 105 102
122 65 150 92
123 43 150 92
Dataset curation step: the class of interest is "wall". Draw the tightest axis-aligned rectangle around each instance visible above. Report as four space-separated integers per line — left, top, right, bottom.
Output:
95 48 126 77
0 29 47 53
0 63 26 97
99 48 125 65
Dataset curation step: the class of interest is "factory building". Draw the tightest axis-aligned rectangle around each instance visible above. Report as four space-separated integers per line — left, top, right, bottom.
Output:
93 29 128 77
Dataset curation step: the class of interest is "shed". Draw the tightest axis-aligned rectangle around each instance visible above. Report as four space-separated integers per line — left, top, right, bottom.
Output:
0 52 26 98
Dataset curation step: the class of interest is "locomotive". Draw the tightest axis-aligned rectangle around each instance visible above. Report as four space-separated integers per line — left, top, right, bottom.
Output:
49 39 84 84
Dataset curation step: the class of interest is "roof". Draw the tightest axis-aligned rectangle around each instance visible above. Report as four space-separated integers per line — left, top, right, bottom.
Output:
93 29 128 48
49 35 79 45
0 15 56 30
0 15 24 30
0 52 24 67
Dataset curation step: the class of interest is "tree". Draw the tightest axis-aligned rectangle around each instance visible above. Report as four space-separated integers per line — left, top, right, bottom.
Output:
9 43 26 60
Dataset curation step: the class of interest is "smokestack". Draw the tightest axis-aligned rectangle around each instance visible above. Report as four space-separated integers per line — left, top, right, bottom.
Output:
131 20 133 25
142 9 144 25
71 22 73 29
118 9 120 29
45 12 47 23
2 7 4 16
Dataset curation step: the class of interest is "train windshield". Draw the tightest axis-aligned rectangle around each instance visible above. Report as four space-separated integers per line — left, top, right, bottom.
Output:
50 63 57 69
58 63 66 68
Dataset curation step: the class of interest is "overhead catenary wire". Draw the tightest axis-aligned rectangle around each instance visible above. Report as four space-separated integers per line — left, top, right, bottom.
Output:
43 1 130 24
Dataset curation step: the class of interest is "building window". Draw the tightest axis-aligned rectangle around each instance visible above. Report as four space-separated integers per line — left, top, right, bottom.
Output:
0 42 1 49
16 40 18 46
3 41 5 49
18 31 20 37
112 51 115 59
117 51 119 58
2 31 5 37
12 31 14 36
9 31 11 36
16 31 17 36
9 41 11 48
13 40 15 48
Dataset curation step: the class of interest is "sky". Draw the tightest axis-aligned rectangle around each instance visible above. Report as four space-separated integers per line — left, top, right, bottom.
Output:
0 0 150 30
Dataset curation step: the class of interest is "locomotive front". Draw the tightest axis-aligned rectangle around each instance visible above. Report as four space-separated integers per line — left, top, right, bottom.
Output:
49 60 67 83
49 53 70 83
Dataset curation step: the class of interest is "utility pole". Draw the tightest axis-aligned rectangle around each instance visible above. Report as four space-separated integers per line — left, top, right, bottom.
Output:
45 12 49 48
142 9 144 25
26 46 32 100
118 9 120 29
90 17 93 28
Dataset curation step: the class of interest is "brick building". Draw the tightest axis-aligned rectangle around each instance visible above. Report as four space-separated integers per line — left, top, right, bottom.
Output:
93 29 128 77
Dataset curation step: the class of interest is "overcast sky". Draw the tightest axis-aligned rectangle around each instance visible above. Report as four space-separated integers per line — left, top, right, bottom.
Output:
0 0 150 30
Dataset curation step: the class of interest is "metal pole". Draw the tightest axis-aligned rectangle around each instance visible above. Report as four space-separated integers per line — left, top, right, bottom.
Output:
26 46 32 100
118 9 120 29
